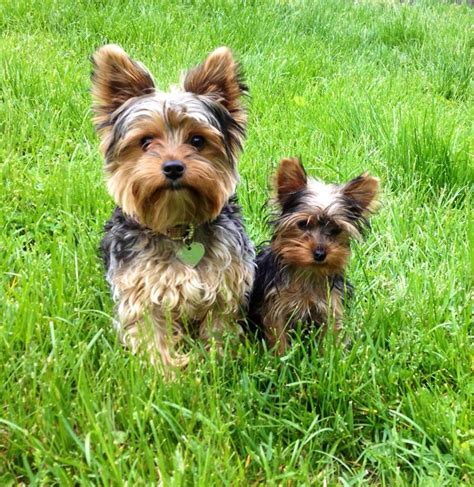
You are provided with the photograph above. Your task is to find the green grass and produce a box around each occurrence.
[1,0,473,484]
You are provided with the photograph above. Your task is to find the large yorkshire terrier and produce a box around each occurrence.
[91,45,255,368]
[249,158,379,354]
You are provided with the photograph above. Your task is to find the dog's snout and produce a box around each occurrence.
[162,160,185,180]
[313,247,327,263]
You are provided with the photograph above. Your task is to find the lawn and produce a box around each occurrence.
[1,0,472,484]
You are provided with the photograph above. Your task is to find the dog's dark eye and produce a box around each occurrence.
[327,225,342,236]
[189,135,205,150]
[140,136,154,151]
[297,219,310,230]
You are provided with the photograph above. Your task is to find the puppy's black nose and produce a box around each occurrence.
[313,248,327,262]
[162,160,185,180]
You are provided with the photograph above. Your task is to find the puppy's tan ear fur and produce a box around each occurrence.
[91,44,155,128]
[183,47,247,126]
[275,158,307,203]
[342,172,380,214]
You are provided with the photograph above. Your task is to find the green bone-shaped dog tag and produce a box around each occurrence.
[177,242,205,267]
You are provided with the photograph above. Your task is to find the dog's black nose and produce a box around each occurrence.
[162,160,185,180]
[313,248,327,262]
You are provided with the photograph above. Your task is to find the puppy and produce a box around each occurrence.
[249,157,379,354]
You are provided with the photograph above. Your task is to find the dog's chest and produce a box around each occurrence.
[109,234,250,319]
[268,280,332,326]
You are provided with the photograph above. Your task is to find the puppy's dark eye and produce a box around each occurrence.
[297,219,310,230]
[189,135,205,150]
[140,136,154,151]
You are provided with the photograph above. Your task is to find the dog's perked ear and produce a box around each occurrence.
[275,157,307,204]
[91,44,155,128]
[183,47,247,127]
[341,172,380,215]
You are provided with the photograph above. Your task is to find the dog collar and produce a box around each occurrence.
[163,223,195,241]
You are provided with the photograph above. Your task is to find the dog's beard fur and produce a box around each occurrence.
[109,166,235,232]
[91,44,246,232]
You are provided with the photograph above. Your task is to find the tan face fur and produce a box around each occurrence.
[92,45,246,232]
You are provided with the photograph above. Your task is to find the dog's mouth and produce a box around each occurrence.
[147,183,202,204]
[168,181,185,191]
[148,182,185,200]
[165,182,202,199]
[162,180,189,191]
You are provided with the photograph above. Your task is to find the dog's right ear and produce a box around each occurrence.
[275,158,307,203]
[91,44,155,129]
[342,172,380,216]
[183,47,246,124]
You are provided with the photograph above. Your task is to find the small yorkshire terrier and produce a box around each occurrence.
[249,158,379,354]
[91,45,255,368]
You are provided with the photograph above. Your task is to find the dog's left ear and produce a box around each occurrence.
[342,172,380,214]
[183,47,247,126]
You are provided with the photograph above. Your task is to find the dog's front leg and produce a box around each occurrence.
[198,310,243,356]
[116,298,189,370]
[263,315,289,355]
[319,293,344,343]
